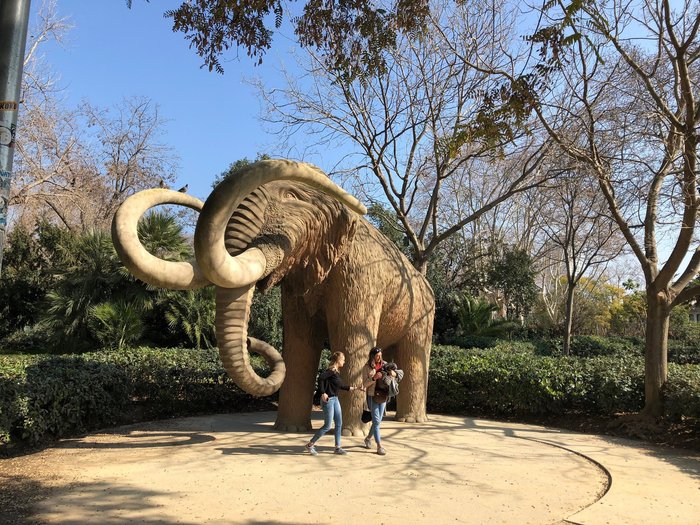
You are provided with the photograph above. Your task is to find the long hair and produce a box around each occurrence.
[329,351,344,370]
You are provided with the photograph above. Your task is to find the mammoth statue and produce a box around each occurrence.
[112,159,434,434]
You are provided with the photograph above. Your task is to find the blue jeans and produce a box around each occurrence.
[366,395,387,445]
[311,396,342,447]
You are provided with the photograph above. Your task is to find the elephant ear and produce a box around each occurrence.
[299,204,358,295]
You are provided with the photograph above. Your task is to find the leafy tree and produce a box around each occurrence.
[515,0,700,416]
[487,247,538,320]
[609,290,647,339]
[366,203,410,256]
[130,0,431,76]
[0,221,72,338]
[213,154,271,188]
[138,210,192,261]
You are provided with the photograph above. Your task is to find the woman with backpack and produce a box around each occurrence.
[362,347,403,455]
[305,351,363,456]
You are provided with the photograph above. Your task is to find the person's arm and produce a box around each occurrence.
[336,373,363,392]
[362,366,377,389]
[318,373,329,402]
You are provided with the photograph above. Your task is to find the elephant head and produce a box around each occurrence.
[112,159,366,397]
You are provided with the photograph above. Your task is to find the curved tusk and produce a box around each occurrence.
[112,188,210,290]
[195,159,367,289]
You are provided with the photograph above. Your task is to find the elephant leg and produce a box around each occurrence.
[393,322,432,423]
[274,294,324,432]
[326,304,381,437]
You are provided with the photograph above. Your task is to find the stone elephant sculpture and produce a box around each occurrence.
[112,159,435,434]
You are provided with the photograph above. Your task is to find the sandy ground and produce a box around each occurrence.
[1,411,698,525]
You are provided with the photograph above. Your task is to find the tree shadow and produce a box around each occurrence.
[0,474,204,525]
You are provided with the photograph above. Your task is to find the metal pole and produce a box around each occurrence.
[0,0,31,276]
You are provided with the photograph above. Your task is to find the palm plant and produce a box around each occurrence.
[42,229,127,350]
[89,300,146,349]
[455,294,516,337]
[163,287,216,349]
[137,210,192,261]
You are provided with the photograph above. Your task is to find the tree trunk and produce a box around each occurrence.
[563,283,575,356]
[643,291,670,417]
[413,255,428,276]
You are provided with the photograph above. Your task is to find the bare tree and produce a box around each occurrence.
[537,166,625,354]
[255,0,554,274]
[12,94,178,231]
[7,2,178,232]
[469,0,700,415]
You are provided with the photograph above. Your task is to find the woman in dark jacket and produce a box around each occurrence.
[305,351,363,455]
[362,347,402,456]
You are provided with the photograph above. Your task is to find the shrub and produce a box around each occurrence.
[0,348,269,448]
[533,336,641,358]
[667,339,700,365]
[664,364,700,421]
[428,344,646,417]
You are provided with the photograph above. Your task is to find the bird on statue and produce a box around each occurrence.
[158,179,166,188]
[177,184,188,193]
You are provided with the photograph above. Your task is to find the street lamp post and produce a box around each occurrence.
[0,0,31,276]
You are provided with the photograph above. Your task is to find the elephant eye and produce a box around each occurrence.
[284,190,299,200]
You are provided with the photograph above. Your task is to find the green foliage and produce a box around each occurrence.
[534,336,641,358]
[0,222,73,339]
[366,203,410,255]
[664,364,700,421]
[212,154,271,188]
[0,347,270,447]
[487,247,538,319]
[428,344,646,416]
[138,210,192,261]
[249,287,283,351]
[162,1,429,76]
[41,229,128,351]
[608,290,646,337]
[667,339,700,365]
[163,288,216,349]
[2,343,699,447]
[89,300,147,350]
[455,295,516,337]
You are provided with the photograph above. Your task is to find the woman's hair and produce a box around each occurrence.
[367,346,382,366]
[329,351,345,369]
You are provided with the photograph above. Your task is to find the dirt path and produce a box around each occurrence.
[1,412,698,524]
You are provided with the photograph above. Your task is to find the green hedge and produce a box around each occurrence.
[2,344,699,449]
[0,348,269,448]
[427,345,700,419]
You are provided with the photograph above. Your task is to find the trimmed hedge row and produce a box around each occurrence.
[447,334,700,364]
[0,348,269,447]
[2,344,699,449]
[427,345,700,419]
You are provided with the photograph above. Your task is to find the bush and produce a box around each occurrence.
[428,344,647,416]
[0,348,270,448]
[533,336,641,358]
[664,364,700,421]
[3,343,698,449]
[667,339,700,365]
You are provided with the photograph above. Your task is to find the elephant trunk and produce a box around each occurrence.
[216,284,285,397]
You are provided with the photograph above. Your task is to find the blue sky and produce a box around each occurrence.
[30,0,299,201]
